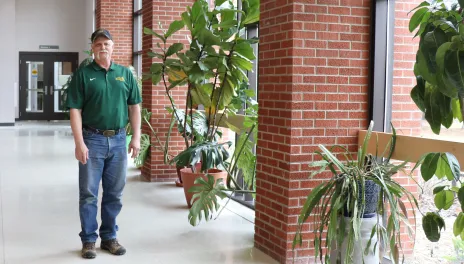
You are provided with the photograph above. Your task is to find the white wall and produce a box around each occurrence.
[13,0,94,118]
[0,0,16,124]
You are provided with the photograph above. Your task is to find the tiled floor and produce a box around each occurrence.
[0,121,277,264]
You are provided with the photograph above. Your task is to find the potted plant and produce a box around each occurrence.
[145,0,259,224]
[292,121,418,264]
[407,0,464,244]
[408,0,464,135]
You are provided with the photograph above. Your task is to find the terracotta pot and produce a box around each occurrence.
[180,167,227,208]
[175,163,201,187]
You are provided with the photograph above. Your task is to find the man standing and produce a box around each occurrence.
[66,29,142,259]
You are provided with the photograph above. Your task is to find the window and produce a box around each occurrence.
[230,0,259,209]
[133,0,142,76]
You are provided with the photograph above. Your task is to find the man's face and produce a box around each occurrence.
[91,37,114,61]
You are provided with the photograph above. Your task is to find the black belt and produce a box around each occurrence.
[83,125,125,137]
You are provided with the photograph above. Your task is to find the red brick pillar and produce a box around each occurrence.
[390,0,423,255]
[255,1,371,263]
[391,0,423,137]
[95,0,133,66]
[141,0,193,181]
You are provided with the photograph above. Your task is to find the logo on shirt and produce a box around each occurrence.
[115,77,125,82]
[90,78,96,81]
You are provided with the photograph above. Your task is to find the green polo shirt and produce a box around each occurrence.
[66,61,142,130]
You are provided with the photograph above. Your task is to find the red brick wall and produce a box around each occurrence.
[255,0,371,263]
[141,0,194,182]
[391,0,423,137]
[390,0,423,256]
[95,0,133,66]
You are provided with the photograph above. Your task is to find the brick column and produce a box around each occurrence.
[141,0,193,182]
[391,0,423,137]
[95,0,133,66]
[255,1,371,263]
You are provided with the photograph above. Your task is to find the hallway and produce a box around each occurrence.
[0,122,276,264]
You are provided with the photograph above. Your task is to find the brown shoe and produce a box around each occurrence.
[81,242,96,259]
[101,239,126,255]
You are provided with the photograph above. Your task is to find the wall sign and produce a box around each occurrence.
[39,45,59,49]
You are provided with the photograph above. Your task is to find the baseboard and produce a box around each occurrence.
[0,123,14,127]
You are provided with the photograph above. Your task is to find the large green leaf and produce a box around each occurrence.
[424,85,442,134]
[165,20,185,38]
[166,43,184,57]
[436,42,458,98]
[444,49,464,97]
[458,186,464,212]
[421,152,440,181]
[411,76,426,112]
[416,49,437,87]
[423,212,445,242]
[143,27,165,42]
[235,40,256,61]
[187,174,227,226]
[445,152,461,181]
[434,190,454,210]
[454,212,464,237]
[191,83,213,108]
[198,28,221,46]
[409,5,428,32]
[231,55,253,71]
[421,28,448,77]
[452,98,463,122]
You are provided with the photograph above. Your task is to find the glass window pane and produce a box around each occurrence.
[25,61,45,113]
[134,0,142,12]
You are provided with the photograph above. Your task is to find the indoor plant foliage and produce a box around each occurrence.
[409,0,464,244]
[412,151,464,243]
[293,121,418,264]
[409,0,464,134]
[145,0,259,226]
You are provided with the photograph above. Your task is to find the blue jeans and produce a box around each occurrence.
[79,128,127,243]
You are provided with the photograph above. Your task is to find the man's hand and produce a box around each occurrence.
[128,137,141,159]
[75,142,89,164]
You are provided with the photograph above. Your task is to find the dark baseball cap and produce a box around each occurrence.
[91,29,113,43]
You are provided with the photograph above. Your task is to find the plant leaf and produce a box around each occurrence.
[165,20,185,38]
[187,174,227,226]
[144,27,165,42]
[421,152,440,181]
[423,212,445,242]
[166,43,184,57]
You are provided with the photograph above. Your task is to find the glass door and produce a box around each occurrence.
[19,52,78,121]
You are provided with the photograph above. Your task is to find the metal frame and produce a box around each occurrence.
[368,0,395,133]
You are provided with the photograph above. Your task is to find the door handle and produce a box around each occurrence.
[44,86,48,96]
[50,85,53,95]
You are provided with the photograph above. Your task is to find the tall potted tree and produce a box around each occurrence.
[145,0,259,225]
[409,0,464,244]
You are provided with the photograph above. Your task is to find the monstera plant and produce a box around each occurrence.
[409,0,464,134]
[145,0,259,225]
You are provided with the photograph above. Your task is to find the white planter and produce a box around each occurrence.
[330,215,381,264]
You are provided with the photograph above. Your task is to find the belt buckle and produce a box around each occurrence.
[103,130,115,137]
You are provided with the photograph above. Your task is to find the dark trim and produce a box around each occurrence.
[229,194,255,210]
[368,0,394,133]
[0,123,14,127]
[133,9,142,16]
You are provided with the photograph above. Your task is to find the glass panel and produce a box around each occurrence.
[25,61,45,113]
[134,0,142,12]
[133,15,143,52]
[54,61,72,113]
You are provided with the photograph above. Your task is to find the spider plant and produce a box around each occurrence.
[292,121,419,264]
